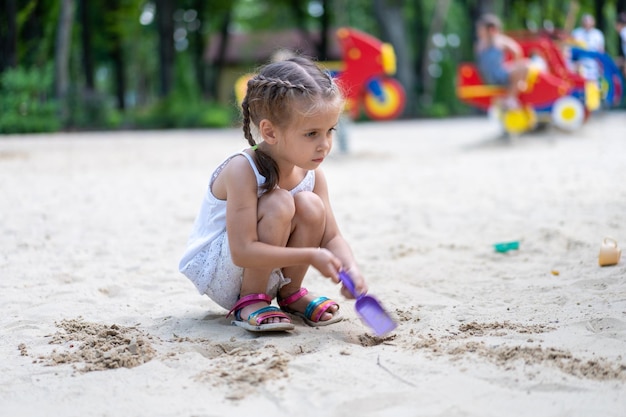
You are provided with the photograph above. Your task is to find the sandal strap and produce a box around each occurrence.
[226,293,272,317]
[278,287,309,307]
[247,306,290,326]
[305,297,338,323]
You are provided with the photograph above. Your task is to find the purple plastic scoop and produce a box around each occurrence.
[339,271,397,337]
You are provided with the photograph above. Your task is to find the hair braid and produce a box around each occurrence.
[241,97,255,147]
[251,75,309,97]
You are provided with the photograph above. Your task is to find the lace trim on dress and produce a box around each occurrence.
[289,170,315,195]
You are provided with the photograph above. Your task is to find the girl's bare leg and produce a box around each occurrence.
[238,189,294,324]
[278,191,339,321]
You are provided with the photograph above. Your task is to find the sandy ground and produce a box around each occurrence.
[1,113,625,417]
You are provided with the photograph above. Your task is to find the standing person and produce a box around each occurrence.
[571,13,605,81]
[179,55,367,332]
[475,13,530,109]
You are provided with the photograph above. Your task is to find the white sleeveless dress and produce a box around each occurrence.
[179,150,315,310]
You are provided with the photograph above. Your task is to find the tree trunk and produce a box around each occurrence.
[289,0,315,53]
[55,0,75,125]
[460,0,480,60]
[191,0,208,97]
[318,0,330,61]
[618,0,626,59]
[108,0,125,109]
[619,0,626,15]
[419,0,451,108]
[211,7,232,100]
[156,0,175,97]
[594,0,605,34]
[111,39,125,110]
[372,0,413,117]
[1,0,18,71]
[79,0,94,90]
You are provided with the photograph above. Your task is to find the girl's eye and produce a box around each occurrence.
[306,131,317,137]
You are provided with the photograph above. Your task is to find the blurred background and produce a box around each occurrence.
[1,0,624,134]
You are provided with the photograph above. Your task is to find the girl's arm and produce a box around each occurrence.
[221,155,341,278]
[314,168,368,296]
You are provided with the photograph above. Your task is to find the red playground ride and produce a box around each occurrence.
[456,31,620,135]
[334,27,406,120]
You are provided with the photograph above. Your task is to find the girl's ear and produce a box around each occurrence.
[259,119,278,144]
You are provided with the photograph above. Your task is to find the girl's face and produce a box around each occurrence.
[274,101,342,170]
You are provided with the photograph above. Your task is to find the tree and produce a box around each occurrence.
[55,0,74,124]
[79,0,94,91]
[1,0,18,71]
[373,0,413,117]
[156,0,175,97]
[318,0,331,61]
[189,0,209,96]
[208,4,233,100]
[420,0,452,107]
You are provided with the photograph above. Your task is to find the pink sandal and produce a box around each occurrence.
[227,294,295,332]
[278,288,342,327]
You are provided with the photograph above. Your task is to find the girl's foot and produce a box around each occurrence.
[240,301,291,324]
[278,288,342,326]
[227,294,294,332]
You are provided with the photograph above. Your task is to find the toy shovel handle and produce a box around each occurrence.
[338,271,359,298]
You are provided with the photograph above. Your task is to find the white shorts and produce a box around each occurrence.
[181,232,289,310]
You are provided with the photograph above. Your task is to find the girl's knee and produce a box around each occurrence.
[294,191,325,223]
[259,188,296,221]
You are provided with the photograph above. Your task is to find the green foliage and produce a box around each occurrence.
[17,0,59,67]
[131,94,234,129]
[233,0,315,32]
[421,102,449,118]
[0,64,61,134]
[130,53,235,129]
[334,0,379,36]
[3,0,623,131]
[66,87,122,130]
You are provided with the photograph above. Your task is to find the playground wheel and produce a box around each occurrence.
[362,77,406,120]
[502,106,536,135]
[551,96,585,131]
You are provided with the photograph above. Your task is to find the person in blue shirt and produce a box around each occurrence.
[475,14,531,109]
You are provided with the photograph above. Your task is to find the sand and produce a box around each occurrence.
[1,113,625,417]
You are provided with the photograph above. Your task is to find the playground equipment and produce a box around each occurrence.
[569,46,624,108]
[334,27,406,120]
[234,27,406,121]
[456,31,624,135]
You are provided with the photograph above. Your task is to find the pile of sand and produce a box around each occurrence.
[38,319,156,372]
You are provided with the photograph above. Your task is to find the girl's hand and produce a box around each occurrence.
[311,248,342,281]
[339,267,368,300]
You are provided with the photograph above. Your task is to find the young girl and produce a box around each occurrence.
[179,55,367,332]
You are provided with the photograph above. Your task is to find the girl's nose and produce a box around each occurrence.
[319,133,332,150]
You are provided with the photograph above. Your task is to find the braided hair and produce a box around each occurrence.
[241,55,343,191]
